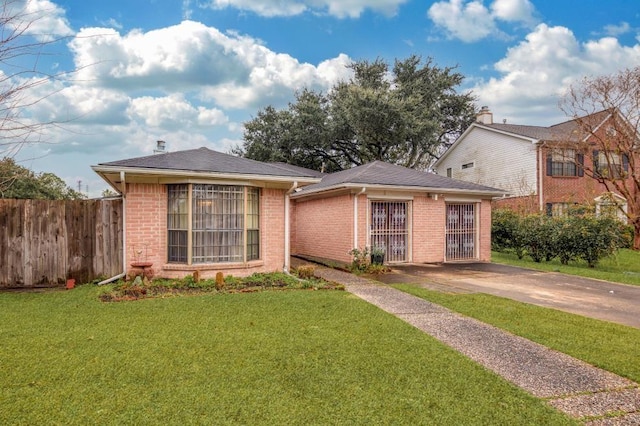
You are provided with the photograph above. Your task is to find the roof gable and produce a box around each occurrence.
[435,110,612,167]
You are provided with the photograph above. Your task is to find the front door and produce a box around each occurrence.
[445,203,477,261]
[370,201,408,263]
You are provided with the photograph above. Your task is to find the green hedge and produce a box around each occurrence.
[492,209,631,267]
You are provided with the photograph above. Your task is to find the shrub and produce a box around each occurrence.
[521,215,555,263]
[573,216,627,268]
[491,209,521,252]
[295,265,316,279]
[492,208,631,267]
[555,217,580,265]
[349,247,370,272]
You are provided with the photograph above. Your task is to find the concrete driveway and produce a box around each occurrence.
[371,263,640,329]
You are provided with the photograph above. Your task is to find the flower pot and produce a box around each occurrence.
[66,278,75,290]
[370,253,385,265]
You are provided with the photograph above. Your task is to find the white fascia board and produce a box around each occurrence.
[91,165,322,185]
[472,124,540,144]
[584,112,613,143]
[291,182,507,200]
[434,123,478,167]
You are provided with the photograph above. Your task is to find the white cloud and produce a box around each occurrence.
[36,85,131,125]
[472,24,640,124]
[428,0,496,43]
[69,21,353,109]
[202,0,408,18]
[428,0,537,42]
[182,0,193,19]
[128,94,229,129]
[603,22,631,37]
[490,0,536,24]
[7,0,74,41]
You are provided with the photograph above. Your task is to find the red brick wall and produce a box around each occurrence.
[125,183,167,269]
[541,145,601,205]
[494,195,539,214]
[261,188,286,272]
[479,199,492,262]
[294,193,494,265]
[412,195,446,263]
[356,195,367,250]
[497,146,632,213]
[125,183,286,279]
[293,194,354,263]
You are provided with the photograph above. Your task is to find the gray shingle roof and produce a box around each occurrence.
[483,110,611,142]
[97,147,321,179]
[269,162,326,178]
[293,161,505,196]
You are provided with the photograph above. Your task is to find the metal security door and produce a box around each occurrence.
[445,203,477,261]
[370,201,408,263]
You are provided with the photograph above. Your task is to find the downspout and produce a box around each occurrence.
[354,188,366,249]
[283,181,298,273]
[97,171,127,285]
[537,142,544,212]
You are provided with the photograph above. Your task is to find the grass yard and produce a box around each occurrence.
[492,248,640,286]
[0,285,576,425]
[393,284,640,384]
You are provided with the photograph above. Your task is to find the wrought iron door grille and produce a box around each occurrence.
[370,201,408,263]
[445,203,477,261]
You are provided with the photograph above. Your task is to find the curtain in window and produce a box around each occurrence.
[167,184,260,264]
[168,185,188,262]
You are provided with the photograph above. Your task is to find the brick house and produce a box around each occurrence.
[434,107,631,218]
[93,148,504,279]
[291,161,503,264]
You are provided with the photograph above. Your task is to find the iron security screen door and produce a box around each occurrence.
[370,201,408,263]
[445,203,477,261]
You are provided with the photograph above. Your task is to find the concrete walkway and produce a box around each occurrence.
[306,263,640,425]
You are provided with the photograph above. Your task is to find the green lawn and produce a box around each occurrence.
[393,284,640,384]
[0,285,575,425]
[492,248,640,286]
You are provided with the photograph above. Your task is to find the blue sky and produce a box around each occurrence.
[3,0,640,196]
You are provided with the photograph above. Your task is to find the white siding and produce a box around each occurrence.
[436,127,538,196]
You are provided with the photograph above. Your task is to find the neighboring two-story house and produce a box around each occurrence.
[434,107,631,218]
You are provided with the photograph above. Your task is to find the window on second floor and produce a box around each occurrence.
[546,149,583,177]
[593,150,629,179]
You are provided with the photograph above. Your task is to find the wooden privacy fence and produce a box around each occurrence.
[0,199,123,288]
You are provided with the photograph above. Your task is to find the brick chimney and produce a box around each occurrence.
[476,106,493,125]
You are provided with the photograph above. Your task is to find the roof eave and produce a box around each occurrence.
[291,182,507,199]
[474,123,540,143]
[434,122,479,166]
[91,165,322,185]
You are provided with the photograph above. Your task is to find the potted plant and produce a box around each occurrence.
[370,246,385,265]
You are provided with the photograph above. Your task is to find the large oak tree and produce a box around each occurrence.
[235,55,476,172]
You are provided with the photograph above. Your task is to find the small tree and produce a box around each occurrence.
[560,66,640,249]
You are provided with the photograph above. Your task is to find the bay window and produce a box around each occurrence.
[168,184,260,264]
